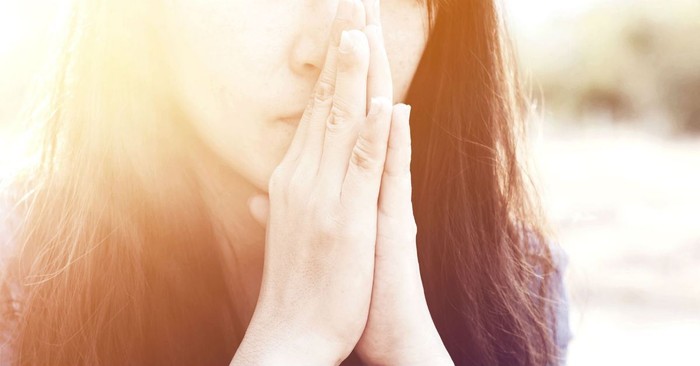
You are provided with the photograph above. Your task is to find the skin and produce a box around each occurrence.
[167,0,430,191]
[166,0,450,364]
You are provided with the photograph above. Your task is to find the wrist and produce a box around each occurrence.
[362,319,453,366]
[231,314,348,366]
[386,335,453,366]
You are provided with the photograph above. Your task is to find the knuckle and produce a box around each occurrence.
[350,136,382,173]
[313,81,334,105]
[327,115,353,135]
[325,114,346,135]
[330,104,349,121]
[330,98,359,123]
[268,166,288,194]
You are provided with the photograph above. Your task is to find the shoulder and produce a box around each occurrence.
[548,240,573,364]
[524,231,573,365]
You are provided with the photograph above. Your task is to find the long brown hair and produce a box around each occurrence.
[1,0,560,365]
[408,1,559,364]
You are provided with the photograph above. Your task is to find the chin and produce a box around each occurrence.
[240,161,276,195]
[253,172,273,194]
[223,139,289,195]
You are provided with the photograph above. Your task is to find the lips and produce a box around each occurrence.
[278,114,304,125]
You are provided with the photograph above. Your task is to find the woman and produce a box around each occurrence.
[0,0,571,365]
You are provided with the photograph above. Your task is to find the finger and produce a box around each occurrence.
[281,0,362,166]
[324,0,366,83]
[362,0,380,26]
[363,0,393,110]
[279,81,317,167]
[339,97,393,208]
[247,194,270,227]
[318,29,371,191]
[290,0,366,171]
[378,104,414,219]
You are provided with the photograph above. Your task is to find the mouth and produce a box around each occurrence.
[278,114,303,126]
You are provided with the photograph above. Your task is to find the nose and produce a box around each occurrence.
[288,2,339,78]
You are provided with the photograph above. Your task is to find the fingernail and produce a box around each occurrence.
[368,97,384,116]
[370,0,381,21]
[339,30,355,54]
[337,0,353,20]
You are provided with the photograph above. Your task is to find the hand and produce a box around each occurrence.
[352,3,451,363]
[232,0,395,364]
[245,0,452,364]
[354,92,453,366]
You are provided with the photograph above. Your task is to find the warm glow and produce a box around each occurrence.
[1,1,698,365]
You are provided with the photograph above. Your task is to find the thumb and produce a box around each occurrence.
[247,194,270,227]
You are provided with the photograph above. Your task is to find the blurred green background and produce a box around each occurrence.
[508,0,700,135]
[1,0,699,364]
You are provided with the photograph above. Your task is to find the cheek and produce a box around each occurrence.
[167,2,290,190]
[382,1,430,102]
[385,37,426,103]
[166,0,429,192]
[168,2,267,122]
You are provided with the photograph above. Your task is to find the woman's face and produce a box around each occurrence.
[167,0,431,191]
